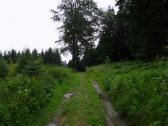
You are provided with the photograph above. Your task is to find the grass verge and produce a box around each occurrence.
[52,73,106,126]
[87,60,168,126]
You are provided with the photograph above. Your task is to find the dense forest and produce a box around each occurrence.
[51,0,168,70]
[1,0,168,70]
[0,0,168,126]
[0,48,62,65]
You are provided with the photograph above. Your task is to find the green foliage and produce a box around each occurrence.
[0,64,72,126]
[116,0,168,59]
[87,60,168,126]
[43,48,62,65]
[84,0,168,65]
[51,73,106,126]
[104,77,111,93]
[8,64,17,77]
[51,0,99,70]
[104,56,111,64]
[44,66,72,83]
[0,59,9,78]
[82,47,98,67]
[0,74,55,125]
[16,54,43,77]
[1,48,62,66]
[32,49,38,59]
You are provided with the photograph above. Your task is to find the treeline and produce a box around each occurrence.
[95,0,168,63]
[0,48,62,65]
[52,0,168,70]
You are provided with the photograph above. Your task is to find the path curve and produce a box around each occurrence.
[93,81,127,126]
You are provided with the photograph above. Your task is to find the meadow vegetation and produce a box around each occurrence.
[0,55,106,126]
[1,0,168,125]
[87,59,168,126]
[0,57,73,126]
[57,73,106,126]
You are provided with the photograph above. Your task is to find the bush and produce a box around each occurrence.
[16,55,43,76]
[44,66,71,83]
[0,74,56,126]
[0,65,72,126]
[8,64,17,77]
[0,59,9,78]
[87,60,168,126]
[110,70,168,126]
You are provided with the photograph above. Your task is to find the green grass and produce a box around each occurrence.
[26,77,76,126]
[1,63,106,126]
[0,65,73,126]
[49,73,106,126]
[3,59,167,126]
[87,59,168,126]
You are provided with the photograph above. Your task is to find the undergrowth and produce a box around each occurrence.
[0,59,73,126]
[87,59,168,126]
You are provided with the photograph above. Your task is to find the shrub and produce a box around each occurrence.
[0,74,56,126]
[8,64,17,77]
[87,60,168,126]
[104,77,111,92]
[0,60,72,126]
[16,55,43,76]
[0,59,9,78]
[45,66,71,83]
[24,58,43,76]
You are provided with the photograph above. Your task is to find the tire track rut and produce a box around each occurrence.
[93,81,127,126]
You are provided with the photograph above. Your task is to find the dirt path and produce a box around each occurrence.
[93,81,127,126]
[46,123,57,126]
[46,75,127,126]
[46,118,58,126]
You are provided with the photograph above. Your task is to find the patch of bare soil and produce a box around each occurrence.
[93,81,127,126]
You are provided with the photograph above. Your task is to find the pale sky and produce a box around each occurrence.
[0,0,117,61]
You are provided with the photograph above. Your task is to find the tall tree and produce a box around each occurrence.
[8,49,17,63]
[51,0,99,70]
[96,7,132,63]
[42,48,62,65]
[116,0,168,60]
[53,49,62,65]
[3,51,10,64]
[0,51,2,59]
[97,8,116,63]
[32,49,38,59]
[44,48,54,64]
[82,46,97,66]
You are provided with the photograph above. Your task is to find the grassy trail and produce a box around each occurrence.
[46,73,106,126]
[87,61,168,126]
[93,81,127,126]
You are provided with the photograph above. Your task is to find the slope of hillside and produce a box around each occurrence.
[87,60,168,126]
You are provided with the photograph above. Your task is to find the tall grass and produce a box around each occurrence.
[87,60,168,126]
[0,64,72,126]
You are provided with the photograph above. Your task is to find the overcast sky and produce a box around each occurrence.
[0,0,117,61]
